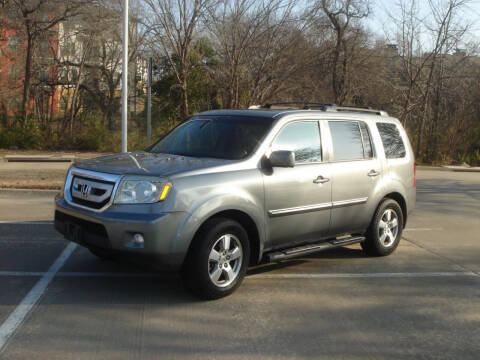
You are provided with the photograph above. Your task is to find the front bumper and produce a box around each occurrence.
[54,198,188,270]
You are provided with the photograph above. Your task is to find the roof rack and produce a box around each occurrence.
[261,102,335,110]
[249,102,388,116]
[325,106,389,116]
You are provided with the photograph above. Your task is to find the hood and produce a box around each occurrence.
[75,151,234,177]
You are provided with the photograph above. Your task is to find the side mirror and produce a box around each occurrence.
[269,150,295,168]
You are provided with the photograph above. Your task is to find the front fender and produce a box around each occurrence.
[170,192,266,265]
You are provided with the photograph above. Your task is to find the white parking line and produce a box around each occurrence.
[404,228,443,231]
[0,270,477,279]
[248,272,479,279]
[56,272,173,278]
[0,271,172,278]
[0,271,44,277]
[0,242,77,353]
[0,221,53,225]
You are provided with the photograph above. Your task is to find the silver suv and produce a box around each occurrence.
[55,104,416,299]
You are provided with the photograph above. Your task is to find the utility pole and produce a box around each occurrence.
[147,57,152,147]
[121,0,129,153]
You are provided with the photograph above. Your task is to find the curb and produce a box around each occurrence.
[416,166,448,171]
[442,166,480,173]
[416,166,480,172]
[0,188,60,193]
[4,155,75,163]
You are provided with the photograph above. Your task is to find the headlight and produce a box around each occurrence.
[114,179,171,204]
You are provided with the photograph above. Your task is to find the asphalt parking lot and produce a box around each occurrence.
[0,169,479,359]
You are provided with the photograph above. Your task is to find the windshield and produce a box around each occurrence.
[148,116,274,160]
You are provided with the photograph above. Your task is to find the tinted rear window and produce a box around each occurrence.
[149,116,273,160]
[376,123,406,159]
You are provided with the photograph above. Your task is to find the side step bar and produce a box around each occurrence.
[266,236,365,262]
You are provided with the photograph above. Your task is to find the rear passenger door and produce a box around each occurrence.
[326,120,383,236]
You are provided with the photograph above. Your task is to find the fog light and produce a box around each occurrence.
[125,233,144,249]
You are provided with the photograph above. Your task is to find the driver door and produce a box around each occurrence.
[263,120,332,250]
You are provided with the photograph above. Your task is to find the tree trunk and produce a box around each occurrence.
[21,33,34,123]
[181,76,189,120]
[331,35,342,103]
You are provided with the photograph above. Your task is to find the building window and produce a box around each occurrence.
[8,65,20,81]
[7,7,17,20]
[8,36,20,51]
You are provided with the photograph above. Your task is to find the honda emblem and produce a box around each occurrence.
[80,184,90,198]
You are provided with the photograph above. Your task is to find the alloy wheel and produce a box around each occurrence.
[378,209,399,248]
[208,234,243,287]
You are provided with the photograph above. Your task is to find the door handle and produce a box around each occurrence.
[368,170,381,177]
[313,175,330,184]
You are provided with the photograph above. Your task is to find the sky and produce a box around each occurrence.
[366,0,480,49]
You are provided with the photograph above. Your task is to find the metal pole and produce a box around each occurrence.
[147,57,152,147]
[121,0,129,153]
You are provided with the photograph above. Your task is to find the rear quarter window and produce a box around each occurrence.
[376,123,406,159]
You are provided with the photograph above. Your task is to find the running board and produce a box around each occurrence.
[266,236,365,262]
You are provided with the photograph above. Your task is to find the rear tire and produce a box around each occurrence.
[182,218,250,300]
[362,198,404,256]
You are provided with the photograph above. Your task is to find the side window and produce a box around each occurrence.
[359,122,373,158]
[376,123,406,159]
[271,121,321,163]
[329,121,364,161]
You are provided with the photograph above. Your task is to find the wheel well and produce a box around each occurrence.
[195,210,261,266]
[384,192,407,227]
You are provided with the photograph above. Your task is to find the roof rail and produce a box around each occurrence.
[248,102,388,116]
[262,102,335,110]
[325,105,389,116]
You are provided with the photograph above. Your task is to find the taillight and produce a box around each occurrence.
[413,163,417,187]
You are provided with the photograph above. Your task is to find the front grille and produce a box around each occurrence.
[70,175,115,210]
[70,196,110,209]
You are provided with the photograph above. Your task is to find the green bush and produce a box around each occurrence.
[0,116,42,149]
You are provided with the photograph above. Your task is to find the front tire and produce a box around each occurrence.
[362,198,404,256]
[182,218,250,300]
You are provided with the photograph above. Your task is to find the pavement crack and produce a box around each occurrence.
[402,236,480,276]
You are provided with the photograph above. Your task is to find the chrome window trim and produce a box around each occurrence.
[268,197,368,217]
[64,167,123,213]
[327,158,378,164]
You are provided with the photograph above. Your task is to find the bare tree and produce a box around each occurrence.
[388,0,470,158]
[57,0,146,130]
[388,0,424,127]
[143,0,217,119]
[8,0,81,121]
[414,0,469,158]
[207,0,298,108]
[316,0,371,104]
